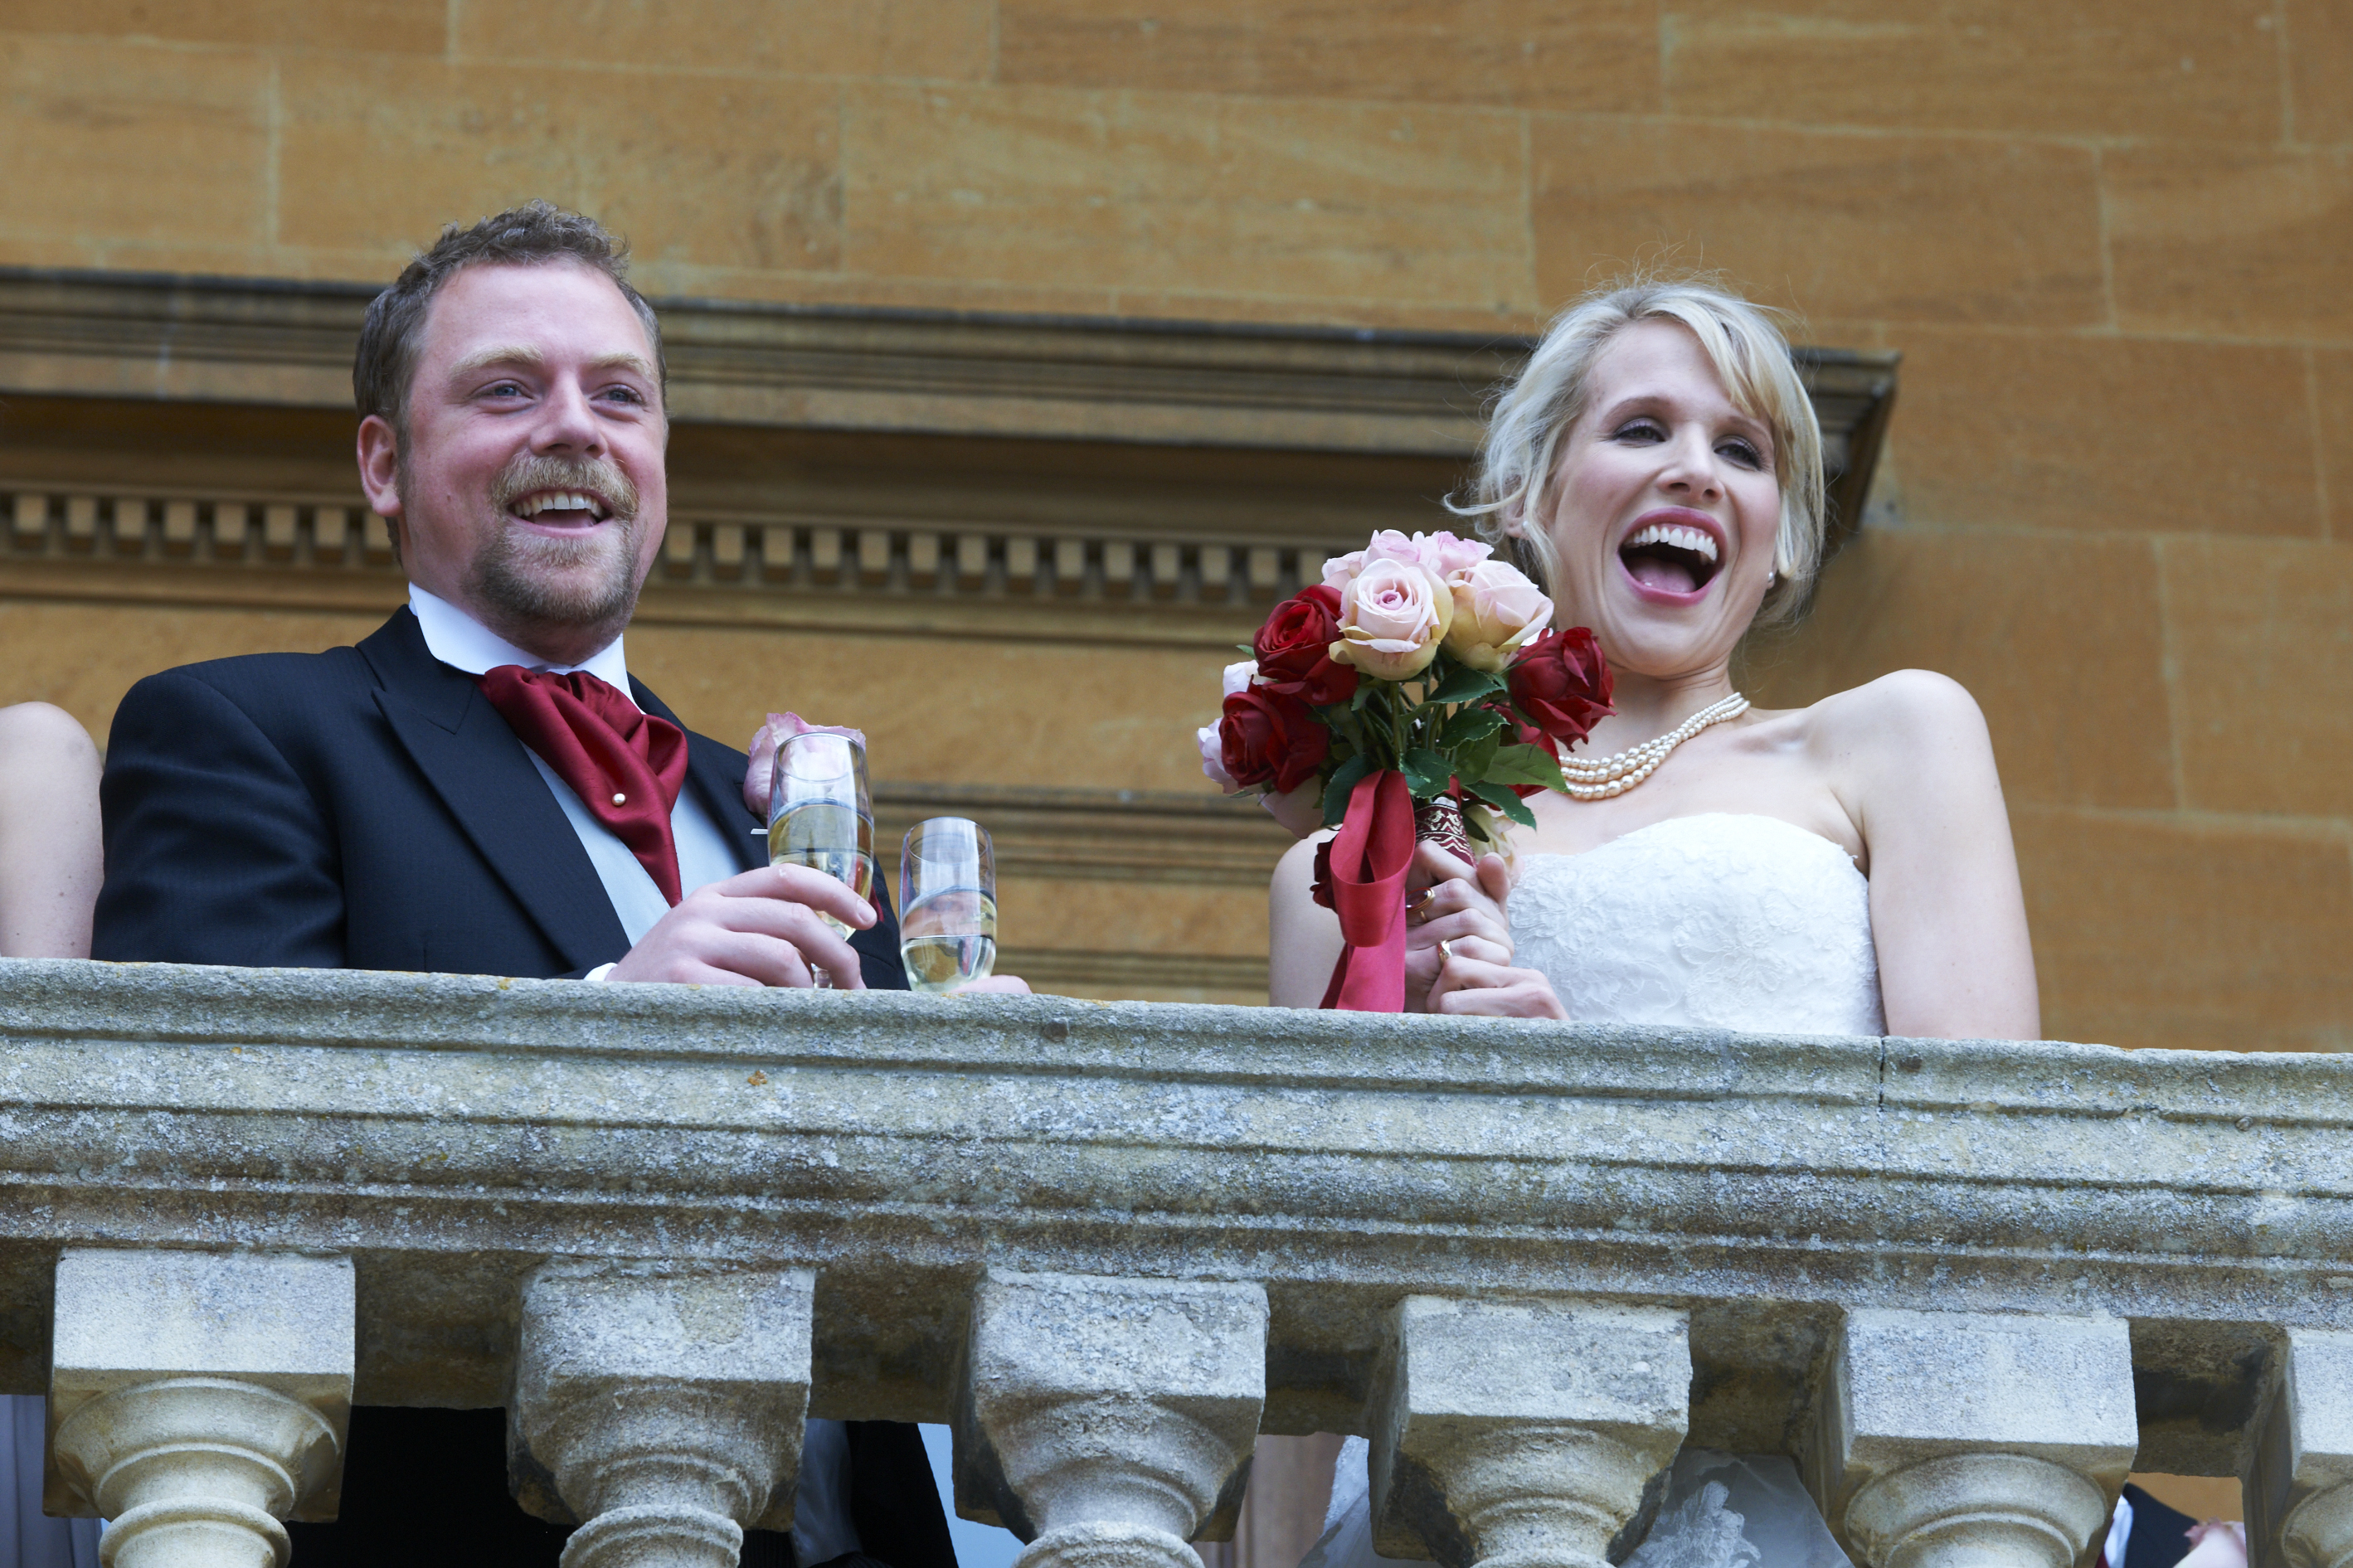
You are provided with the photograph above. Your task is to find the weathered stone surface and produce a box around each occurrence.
[44,1247,354,1567]
[512,1261,815,1568]
[1370,1296,1689,1568]
[1809,1310,2137,1568]
[2246,1329,2353,1568]
[0,958,2349,1469]
[955,1269,1266,1568]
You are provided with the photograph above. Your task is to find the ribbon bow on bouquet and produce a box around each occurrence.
[1195,530,1614,1012]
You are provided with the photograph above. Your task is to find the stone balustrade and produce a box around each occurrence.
[0,959,2346,1568]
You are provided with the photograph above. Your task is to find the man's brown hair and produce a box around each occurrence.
[352,200,668,439]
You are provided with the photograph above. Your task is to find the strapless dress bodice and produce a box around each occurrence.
[1509,813,1884,1036]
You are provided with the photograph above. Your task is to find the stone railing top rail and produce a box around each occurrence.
[0,957,2343,1473]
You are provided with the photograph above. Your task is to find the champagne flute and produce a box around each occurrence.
[767,730,875,989]
[898,817,997,996]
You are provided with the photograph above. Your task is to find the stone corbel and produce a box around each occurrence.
[510,1261,815,1568]
[2244,1328,2353,1568]
[954,1269,1269,1568]
[1807,1308,2139,1568]
[44,1247,355,1568]
[1367,1294,1691,1568]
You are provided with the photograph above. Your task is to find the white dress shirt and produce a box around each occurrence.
[407,587,744,944]
[406,587,862,1563]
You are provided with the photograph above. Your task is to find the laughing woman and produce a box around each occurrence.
[1268,279,2041,1568]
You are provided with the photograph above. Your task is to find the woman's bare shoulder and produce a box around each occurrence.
[1791,669,1993,763]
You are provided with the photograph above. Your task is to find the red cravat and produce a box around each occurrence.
[475,665,692,904]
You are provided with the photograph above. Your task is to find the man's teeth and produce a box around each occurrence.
[512,492,608,519]
[1625,522,1719,561]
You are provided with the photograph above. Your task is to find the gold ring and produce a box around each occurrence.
[1405,890,1434,924]
[1437,938,1456,965]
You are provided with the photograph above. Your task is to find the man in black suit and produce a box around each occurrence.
[94,201,968,1568]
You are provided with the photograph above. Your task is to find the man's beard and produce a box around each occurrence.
[468,453,646,637]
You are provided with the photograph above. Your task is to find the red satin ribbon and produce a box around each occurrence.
[1315,769,1416,1012]
[475,665,692,904]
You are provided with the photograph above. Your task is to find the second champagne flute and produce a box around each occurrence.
[766,729,874,988]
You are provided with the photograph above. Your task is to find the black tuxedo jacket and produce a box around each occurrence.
[95,604,906,986]
[93,606,947,1568]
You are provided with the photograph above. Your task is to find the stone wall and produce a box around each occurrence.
[0,2,2346,1047]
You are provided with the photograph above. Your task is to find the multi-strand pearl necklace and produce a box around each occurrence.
[1560,692,1750,800]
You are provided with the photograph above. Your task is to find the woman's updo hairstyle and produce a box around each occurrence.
[1452,274,1827,629]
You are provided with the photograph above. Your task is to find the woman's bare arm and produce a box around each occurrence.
[0,702,104,959]
[1268,833,1345,1007]
[1823,671,2041,1040]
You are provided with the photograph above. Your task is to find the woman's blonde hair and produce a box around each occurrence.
[1451,275,1826,629]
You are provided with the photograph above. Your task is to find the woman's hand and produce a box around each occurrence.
[1428,952,1570,1018]
[1403,843,1514,1012]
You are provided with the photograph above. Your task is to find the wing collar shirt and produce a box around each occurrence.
[406,586,743,945]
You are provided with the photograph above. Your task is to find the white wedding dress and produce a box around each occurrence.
[1303,813,1882,1568]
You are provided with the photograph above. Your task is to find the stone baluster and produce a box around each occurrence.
[1808,1308,2138,1568]
[1364,1294,1690,1568]
[953,1269,1268,1568]
[44,1248,354,1568]
[509,1262,815,1568]
[2245,1328,2353,1568]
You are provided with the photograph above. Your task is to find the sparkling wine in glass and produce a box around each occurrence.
[898,817,997,996]
[767,730,875,988]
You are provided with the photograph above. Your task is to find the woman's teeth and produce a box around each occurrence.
[1623,522,1718,561]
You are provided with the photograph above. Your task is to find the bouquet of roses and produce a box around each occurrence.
[1198,529,1613,1012]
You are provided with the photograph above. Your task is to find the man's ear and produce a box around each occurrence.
[356,414,404,518]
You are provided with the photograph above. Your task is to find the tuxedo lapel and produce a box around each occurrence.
[360,610,630,972]
[634,682,767,876]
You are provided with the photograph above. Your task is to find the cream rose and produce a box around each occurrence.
[1442,559,1555,672]
[1331,558,1451,681]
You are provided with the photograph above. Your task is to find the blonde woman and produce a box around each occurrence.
[1271,278,2037,1037]
[0,701,103,1568]
[1274,279,2039,1568]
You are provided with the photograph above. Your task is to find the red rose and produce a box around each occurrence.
[1252,585,1359,706]
[1218,687,1330,795]
[1508,627,1614,746]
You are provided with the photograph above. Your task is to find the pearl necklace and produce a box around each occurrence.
[1560,692,1750,800]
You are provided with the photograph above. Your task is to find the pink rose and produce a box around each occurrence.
[1442,559,1555,672]
[1346,529,1492,578]
[1222,659,1258,697]
[743,711,868,817]
[1331,557,1452,681]
[1320,548,1368,590]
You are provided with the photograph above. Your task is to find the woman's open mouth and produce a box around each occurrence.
[1617,514,1723,600]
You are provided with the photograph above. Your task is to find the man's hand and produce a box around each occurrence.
[607,865,876,988]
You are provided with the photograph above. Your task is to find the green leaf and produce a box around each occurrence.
[1400,746,1452,799]
[1457,726,1502,782]
[1482,742,1569,791]
[1441,705,1507,749]
[1422,663,1506,707]
[1320,751,1374,827]
[1349,682,1374,713]
[1464,779,1539,829]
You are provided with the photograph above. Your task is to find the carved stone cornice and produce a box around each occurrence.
[0,266,1898,544]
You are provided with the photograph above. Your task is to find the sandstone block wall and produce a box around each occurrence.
[0,2,2346,1048]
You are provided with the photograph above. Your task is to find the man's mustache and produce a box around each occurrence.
[489,454,640,523]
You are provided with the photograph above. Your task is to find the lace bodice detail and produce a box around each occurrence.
[1510,813,1884,1036]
